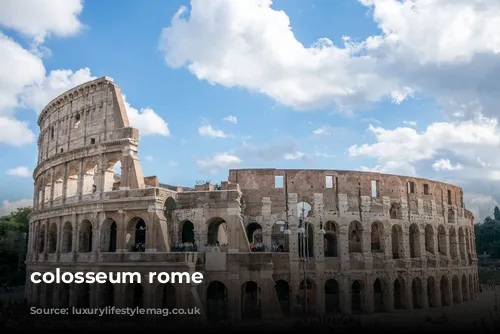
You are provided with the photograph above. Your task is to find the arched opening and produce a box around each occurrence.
[206,217,228,247]
[61,221,72,253]
[101,218,117,252]
[461,275,468,301]
[275,280,290,315]
[391,224,403,259]
[206,281,228,320]
[48,223,57,253]
[271,221,289,252]
[181,220,195,243]
[389,202,402,219]
[427,276,436,307]
[78,220,93,253]
[53,171,63,199]
[38,224,46,253]
[298,222,314,257]
[424,224,434,254]
[65,165,78,198]
[348,221,362,253]
[412,278,423,309]
[448,208,454,223]
[371,221,383,252]
[59,283,70,308]
[103,158,121,192]
[449,227,458,259]
[373,279,384,312]
[440,276,450,306]
[458,227,466,259]
[351,280,363,314]
[164,197,176,218]
[241,281,261,319]
[298,278,316,314]
[77,283,90,308]
[394,278,405,310]
[125,283,143,308]
[297,201,312,217]
[43,175,51,203]
[126,218,147,252]
[246,222,263,251]
[438,225,446,255]
[82,162,97,195]
[409,224,420,258]
[452,275,460,304]
[324,221,338,257]
[159,283,176,309]
[324,279,340,313]
[99,282,114,307]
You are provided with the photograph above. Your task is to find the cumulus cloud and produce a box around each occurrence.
[0,0,84,44]
[403,121,416,126]
[122,96,170,136]
[0,199,33,216]
[0,117,36,146]
[198,124,226,138]
[196,152,242,174]
[284,151,305,160]
[223,115,237,124]
[6,166,31,177]
[432,159,463,171]
[234,138,302,162]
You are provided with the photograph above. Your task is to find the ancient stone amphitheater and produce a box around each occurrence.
[26,76,479,321]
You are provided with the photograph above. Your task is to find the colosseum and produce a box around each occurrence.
[25,76,479,322]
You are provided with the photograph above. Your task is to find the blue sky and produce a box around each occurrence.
[0,0,499,221]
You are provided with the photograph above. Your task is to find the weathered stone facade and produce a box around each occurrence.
[25,76,479,321]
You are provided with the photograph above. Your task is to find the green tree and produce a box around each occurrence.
[475,209,500,258]
[494,206,500,221]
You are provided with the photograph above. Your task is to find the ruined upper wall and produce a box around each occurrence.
[36,76,133,165]
[228,169,467,218]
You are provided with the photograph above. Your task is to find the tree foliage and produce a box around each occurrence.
[475,206,500,258]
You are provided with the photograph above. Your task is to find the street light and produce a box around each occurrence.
[318,221,326,235]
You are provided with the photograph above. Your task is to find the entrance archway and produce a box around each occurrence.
[206,281,228,320]
[241,281,261,319]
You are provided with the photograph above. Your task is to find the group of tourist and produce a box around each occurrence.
[131,243,145,252]
[171,242,197,252]
[249,243,285,252]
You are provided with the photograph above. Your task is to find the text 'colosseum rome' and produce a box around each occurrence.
[26,76,479,321]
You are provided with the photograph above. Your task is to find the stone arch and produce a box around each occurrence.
[103,158,121,192]
[53,171,63,199]
[164,197,176,218]
[427,276,437,307]
[412,277,424,309]
[324,221,338,257]
[44,174,51,203]
[246,222,262,244]
[298,278,317,314]
[126,217,146,252]
[76,283,90,308]
[325,279,340,313]
[351,280,364,314]
[206,217,228,247]
[78,220,93,253]
[206,281,228,320]
[373,278,384,313]
[241,281,261,319]
[125,282,144,308]
[438,225,446,255]
[179,220,195,243]
[98,281,114,307]
[101,218,117,252]
[38,224,46,253]
[449,227,458,259]
[65,165,78,198]
[448,208,454,223]
[348,221,362,253]
[82,161,97,195]
[390,202,402,219]
[391,224,403,259]
[461,274,468,301]
[298,221,314,257]
[47,223,57,253]
[393,277,405,310]
[424,224,435,254]
[452,275,461,304]
[371,221,384,252]
[409,223,420,258]
[458,227,466,259]
[61,221,72,253]
[271,221,289,252]
[440,276,450,306]
[297,201,312,217]
[275,280,290,315]
[156,283,176,309]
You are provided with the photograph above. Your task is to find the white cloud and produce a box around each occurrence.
[284,151,305,160]
[0,199,33,216]
[198,124,226,138]
[0,117,36,146]
[360,161,417,176]
[197,153,241,173]
[122,96,170,136]
[312,126,331,136]
[6,166,31,177]
[223,115,237,124]
[0,0,84,44]
[432,159,463,171]
[403,121,416,126]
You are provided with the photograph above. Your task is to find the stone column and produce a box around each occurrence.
[339,225,349,271]
[116,211,126,252]
[364,284,374,314]
[340,277,351,314]
[384,281,394,312]
[76,159,84,200]
[421,279,429,309]
[317,286,325,315]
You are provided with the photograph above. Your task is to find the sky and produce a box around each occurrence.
[0,0,500,221]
